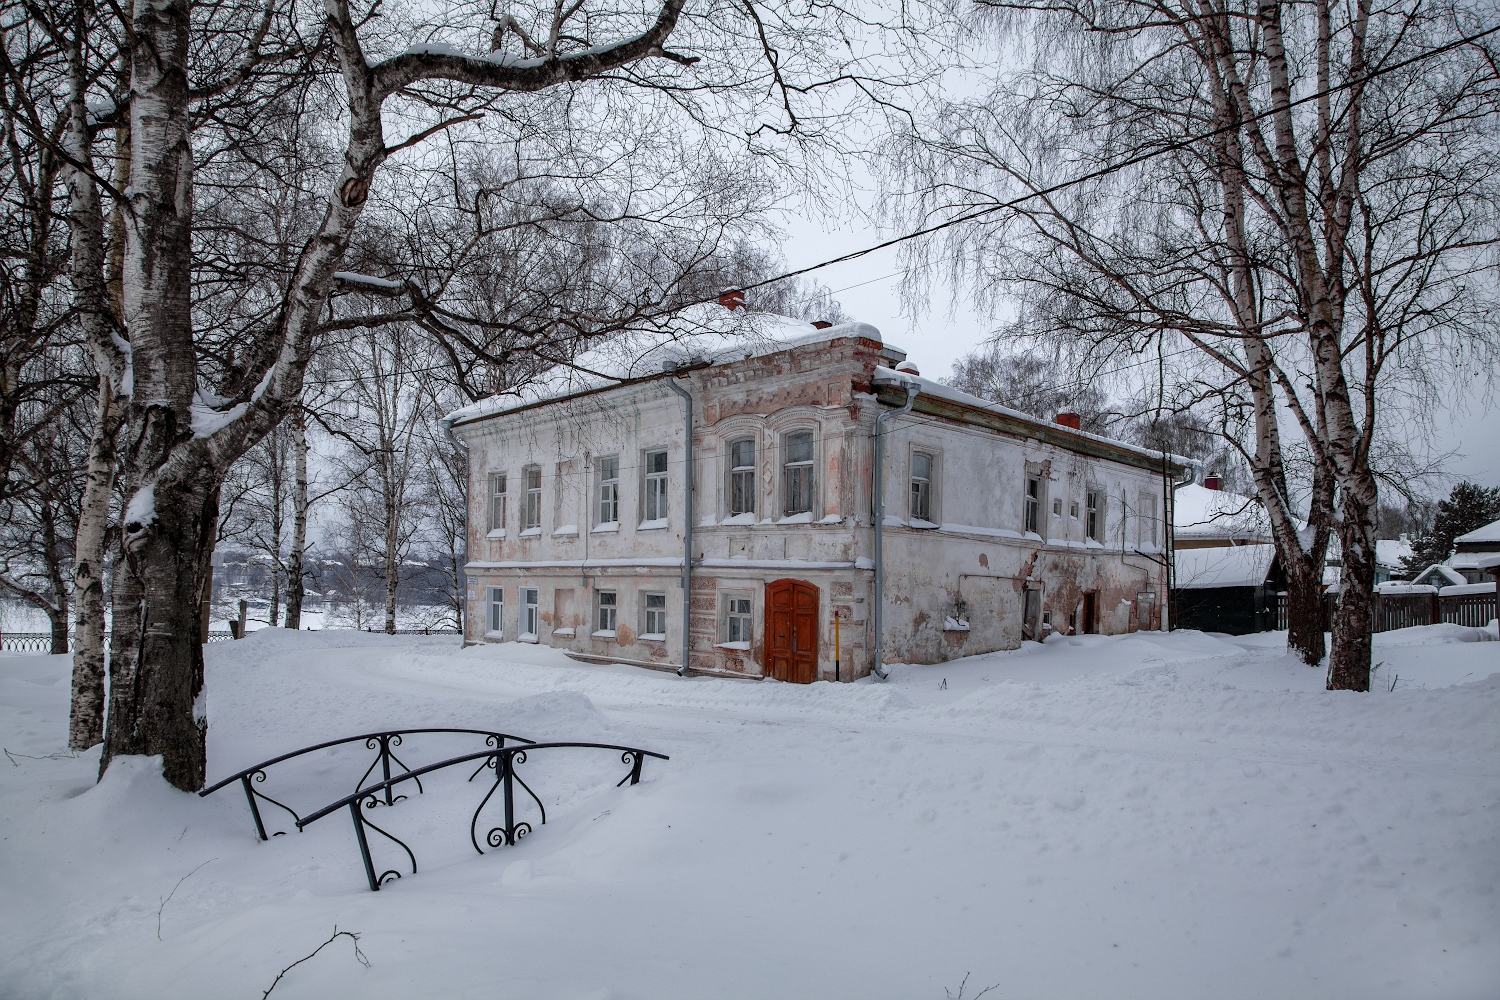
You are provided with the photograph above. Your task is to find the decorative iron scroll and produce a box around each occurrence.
[295,743,669,892]
[200,728,533,840]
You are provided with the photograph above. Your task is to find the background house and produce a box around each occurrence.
[1172,543,1282,634]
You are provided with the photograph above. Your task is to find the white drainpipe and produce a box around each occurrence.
[871,376,918,680]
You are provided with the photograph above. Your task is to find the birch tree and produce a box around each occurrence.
[887,0,1500,685]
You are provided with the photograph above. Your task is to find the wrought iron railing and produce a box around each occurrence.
[0,633,57,653]
[200,728,533,841]
[294,742,668,891]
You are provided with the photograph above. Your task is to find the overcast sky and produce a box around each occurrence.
[781,213,1500,494]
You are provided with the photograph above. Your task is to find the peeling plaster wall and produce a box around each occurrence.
[452,333,1173,679]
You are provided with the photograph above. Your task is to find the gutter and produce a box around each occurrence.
[665,375,695,676]
[870,374,918,680]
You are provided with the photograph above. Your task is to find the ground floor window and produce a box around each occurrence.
[724,595,753,644]
[596,591,617,636]
[487,586,504,637]
[643,593,667,639]
[521,587,539,640]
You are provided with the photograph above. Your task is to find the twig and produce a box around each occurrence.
[157,858,217,941]
[3,747,80,764]
[946,972,1001,999]
[262,926,370,998]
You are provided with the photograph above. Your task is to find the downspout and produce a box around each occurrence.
[666,377,694,676]
[871,377,918,680]
[443,417,471,648]
[1166,461,1197,631]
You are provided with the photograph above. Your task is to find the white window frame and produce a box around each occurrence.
[643,449,669,522]
[522,466,542,531]
[910,451,934,522]
[722,593,753,646]
[595,590,617,637]
[520,587,539,641]
[1024,476,1042,534]
[783,430,815,516]
[1085,488,1103,542]
[597,456,620,526]
[642,592,667,640]
[486,586,504,637]
[488,473,507,533]
[729,438,756,516]
[1140,492,1159,546]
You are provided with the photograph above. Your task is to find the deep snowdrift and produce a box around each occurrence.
[2,626,1496,999]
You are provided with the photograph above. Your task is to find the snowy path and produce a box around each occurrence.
[2,626,1497,998]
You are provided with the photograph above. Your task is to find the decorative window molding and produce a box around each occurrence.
[596,591,617,635]
[488,473,507,532]
[910,450,934,523]
[643,449,669,521]
[723,593,753,645]
[522,466,542,530]
[729,438,756,516]
[783,430,815,516]
[642,592,667,639]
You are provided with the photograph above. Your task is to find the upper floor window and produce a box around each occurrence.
[1086,489,1102,541]
[910,452,933,521]
[488,473,507,531]
[644,450,669,521]
[523,466,542,530]
[1024,476,1041,534]
[784,431,815,515]
[730,439,755,515]
[597,456,619,525]
[1141,492,1159,545]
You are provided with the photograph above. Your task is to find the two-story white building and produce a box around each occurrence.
[442,308,1185,681]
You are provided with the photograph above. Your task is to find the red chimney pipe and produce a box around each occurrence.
[1203,474,1221,490]
[896,364,921,376]
[1055,412,1081,429]
[812,320,832,330]
[718,290,745,311]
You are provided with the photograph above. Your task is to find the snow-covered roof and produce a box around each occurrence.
[1375,581,1437,595]
[1413,564,1468,587]
[869,366,1181,467]
[1174,543,1276,589]
[1376,537,1413,569]
[1454,517,1500,546]
[442,306,897,430]
[1173,484,1274,541]
[1477,552,1500,571]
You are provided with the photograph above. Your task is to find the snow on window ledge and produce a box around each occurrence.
[592,629,616,639]
[519,633,539,643]
[882,514,906,527]
[1084,538,1103,548]
[551,525,579,537]
[817,514,845,525]
[638,518,669,530]
[714,640,751,651]
[778,512,814,524]
[519,527,542,537]
[720,512,757,526]
[591,522,619,533]
[486,528,506,539]
[484,631,504,640]
[855,556,875,570]
[1023,531,1043,541]
[639,633,666,642]
[909,518,938,530]
[551,627,576,637]
[943,617,970,631]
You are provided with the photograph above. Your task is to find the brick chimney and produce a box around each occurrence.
[812,320,833,330]
[718,290,745,311]
[1203,473,1221,490]
[1054,412,1081,430]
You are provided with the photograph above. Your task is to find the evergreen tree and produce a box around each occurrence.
[1399,482,1500,577]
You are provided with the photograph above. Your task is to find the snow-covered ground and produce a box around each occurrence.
[2,625,1497,998]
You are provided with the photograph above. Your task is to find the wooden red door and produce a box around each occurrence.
[766,579,819,683]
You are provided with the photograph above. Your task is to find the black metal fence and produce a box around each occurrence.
[1274,590,1497,633]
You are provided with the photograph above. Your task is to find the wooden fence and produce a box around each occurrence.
[1275,590,1496,633]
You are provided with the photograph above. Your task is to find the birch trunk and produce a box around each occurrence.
[64,7,128,751]
[283,407,308,630]
[384,460,399,633]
